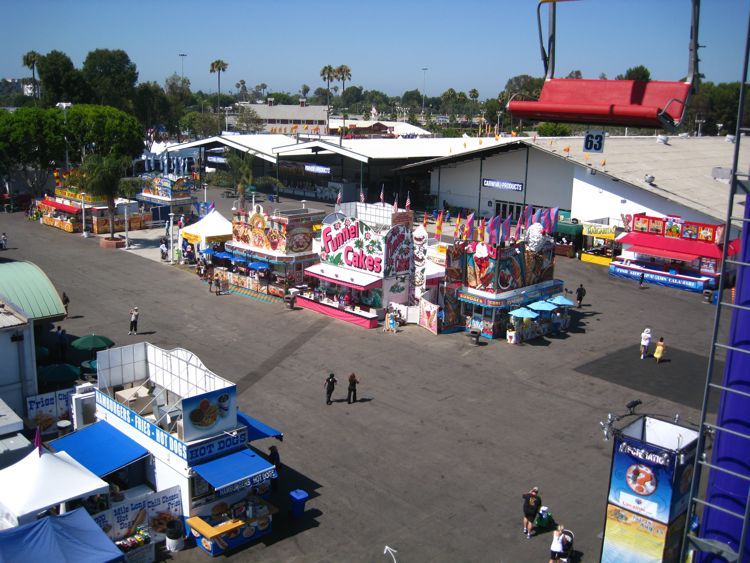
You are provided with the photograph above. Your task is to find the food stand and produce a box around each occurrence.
[136,175,195,222]
[580,222,621,266]
[610,213,740,292]
[86,343,283,557]
[224,204,326,299]
[296,203,415,329]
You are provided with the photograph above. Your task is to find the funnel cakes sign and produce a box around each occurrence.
[320,217,384,274]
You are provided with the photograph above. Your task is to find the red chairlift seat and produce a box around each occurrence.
[508,78,692,129]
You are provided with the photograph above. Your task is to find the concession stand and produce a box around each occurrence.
[297,202,414,329]
[224,204,326,299]
[136,175,195,222]
[68,343,282,557]
[609,213,740,292]
[580,222,622,266]
[452,223,564,340]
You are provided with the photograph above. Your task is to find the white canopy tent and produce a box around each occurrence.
[179,208,233,249]
[0,449,109,529]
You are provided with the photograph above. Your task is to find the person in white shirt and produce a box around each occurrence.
[640,327,652,359]
[129,307,139,335]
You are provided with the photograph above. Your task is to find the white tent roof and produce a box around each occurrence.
[180,209,233,244]
[0,449,108,524]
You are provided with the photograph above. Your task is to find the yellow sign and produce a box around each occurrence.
[582,222,617,240]
[54,189,104,204]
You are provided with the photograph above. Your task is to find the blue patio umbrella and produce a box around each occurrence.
[248,262,271,271]
[508,307,539,319]
[232,256,248,263]
[547,294,575,307]
[214,251,233,260]
[528,300,558,312]
[200,248,214,255]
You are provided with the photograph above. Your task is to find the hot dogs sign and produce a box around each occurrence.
[319,217,413,278]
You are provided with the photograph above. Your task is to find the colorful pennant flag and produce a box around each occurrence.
[502,216,511,242]
[478,217,486,242]
[523,205,532,228]
[550,207,559,232]
[392,194,398,213]
[453,211,462,239]
[464,213,475,241]
[435,211,444,239]
[488,216,498,245]
[514,215,522,240]
[423,211,428,228]
[533,208,543,225]
[380,184,385,203]
[336,189,342,205]
[34,427,42,456]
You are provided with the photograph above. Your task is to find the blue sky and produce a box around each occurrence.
[4,0,748,98]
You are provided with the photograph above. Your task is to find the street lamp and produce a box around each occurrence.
[124,204,130,249]
[55,102,72,172]
[179,53,187,81]
[421,67,428,116]
[168,212,175,264]
[79,192,87,237]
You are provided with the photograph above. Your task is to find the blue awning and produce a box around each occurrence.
[232,256,248,263]
[237,411,283,442]
[192,449,277,492]
[214,251,233,260]
[200,248,214,255]
[49,421,149,477]
[247,261,271,271]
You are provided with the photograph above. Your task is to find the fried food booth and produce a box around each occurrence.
[88,343,282,557]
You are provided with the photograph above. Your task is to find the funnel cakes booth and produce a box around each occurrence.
[297,203,415,329]
[91,343,282,557]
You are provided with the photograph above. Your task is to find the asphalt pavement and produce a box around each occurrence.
[0,191,719,562]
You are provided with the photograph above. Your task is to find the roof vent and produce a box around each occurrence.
[644,174,655,185]
[267,97,275,107]
[299,98,306,107]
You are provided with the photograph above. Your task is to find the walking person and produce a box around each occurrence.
[575,284,586,308]
[214,273,221,296]
[207,272,214,293]
[61,292,70,318]
[347,373,359,404]
[640,327,652,359]
[549,525,567,563]
[129,306,139,335]
[638,271,645,288]
[324,373,337,405]
[0,232,7,250]
[522,486,542,539]
[654,337,666,363]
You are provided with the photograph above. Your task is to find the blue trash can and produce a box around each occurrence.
[289,489,309,518]
[268,194,274,202]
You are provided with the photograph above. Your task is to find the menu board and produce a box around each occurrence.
[93,485,183,540]
[25,388,75,435]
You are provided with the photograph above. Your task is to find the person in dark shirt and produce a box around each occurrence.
[324,373,337,405]
[347,373,359,404]
[575,284,586,308]
[522,486,542,539]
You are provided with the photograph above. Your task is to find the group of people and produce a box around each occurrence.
[522,487,572,562]
[640,328,666,362]
[324,373,360,405]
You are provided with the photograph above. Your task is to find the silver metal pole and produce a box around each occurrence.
[124,204,129,249]
[169,213,175,264]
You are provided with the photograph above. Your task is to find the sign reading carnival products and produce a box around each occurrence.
[320,217,384,274]
[482,178,524,192]
[95,389,246,465]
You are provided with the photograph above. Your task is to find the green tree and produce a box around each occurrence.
[483,99,501,129]
[37,50,91,107]
[81,49,138,110]
[78,153,130,240]
[401,89,422,110]
[566,70,583,79]
[503,75,544,99]
[469,88,479,107]
[300,83,310,98]
[0,107,65,193]
[536,122,572,136]
[22,51,41,102]
[320,64,336,115]
[181,111,220,139]
[336,64,351,99]
[209,59,229,115]
[226,151,254,210]
[65,104,143,163]
[235,106,263,133]
[616,65,651,81]
[132,82,170,131]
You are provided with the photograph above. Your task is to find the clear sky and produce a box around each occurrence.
[4,0,748,98]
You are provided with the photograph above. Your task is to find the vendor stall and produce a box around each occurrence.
[224,204,326,299]
[180,209,233,263]
[136,174,195,221]
[87,343,283,557]
[580,222,621,266]
[554,220,583,258]
[610,213,740,292]
[297,202,414,329]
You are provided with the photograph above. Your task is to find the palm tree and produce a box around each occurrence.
[320,65,336,130]
[226,151,253,211]
[235,79,248,102]
[22,51,40,102]
[78,154,130,241]
[336,64,352,97]
[300,84,310,98]
[209,59,229,115]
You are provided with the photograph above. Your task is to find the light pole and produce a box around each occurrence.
[421,67,428,116]
[124,204,130,249]
[179,53,187,82]
[168,212,175,264]
[80,192,87,237]
[55,102,72,171]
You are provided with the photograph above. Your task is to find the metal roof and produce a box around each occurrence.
[166,134,295,164]
[0,301,27,329]
[0,261,66,321]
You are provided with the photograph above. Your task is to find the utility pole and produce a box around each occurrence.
[421,67,428,116]
[179,53,187,82]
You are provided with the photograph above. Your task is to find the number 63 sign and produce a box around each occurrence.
[583,130,605,153]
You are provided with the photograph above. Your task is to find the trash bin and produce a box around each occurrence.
[165,520,184,552]
[56,420,72,437]
[289,489,309,518]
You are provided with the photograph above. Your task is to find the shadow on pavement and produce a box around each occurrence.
[575,346,722,411]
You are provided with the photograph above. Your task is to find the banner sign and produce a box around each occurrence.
[26,388,75,435]
[582,222,617,240]
[180,387,238,443]
[54,188,104,204]
[601,504,668,563]
[609,264,706,292]
[93,485,183,540]
[418,298,439,335]
[320,217,384,275]
[305,164,331,175]
[482,178,523,192]
[384,224,413,277]
[187,427,249,465]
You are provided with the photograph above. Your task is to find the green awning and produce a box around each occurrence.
[555,222,583,236]
[0,261,66,321]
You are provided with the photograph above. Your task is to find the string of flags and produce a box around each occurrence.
[438,205,559,243]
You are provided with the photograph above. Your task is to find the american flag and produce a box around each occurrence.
[380,184,385,203]
[392,194,398,213]
[405,192,411,211]
[359,189,365,203]
[336,190,342,205]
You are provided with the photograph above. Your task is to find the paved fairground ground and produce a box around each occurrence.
[0,187,722,562]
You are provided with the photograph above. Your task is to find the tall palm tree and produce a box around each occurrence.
[78,154,130,241]
[320,65,336,131]
[22,51,40,102]
[336,64,351,97]
[209,59,229,116]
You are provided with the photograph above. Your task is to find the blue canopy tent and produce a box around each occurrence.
[200,248,214,256]
[231,256,248,264]
[248,262,271,271]
[237,411,283,442]
[508,307,539,319]
[192,450,277,494]
[214,251,233,260]
[0,508,124,563]
[528,300,558,312]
